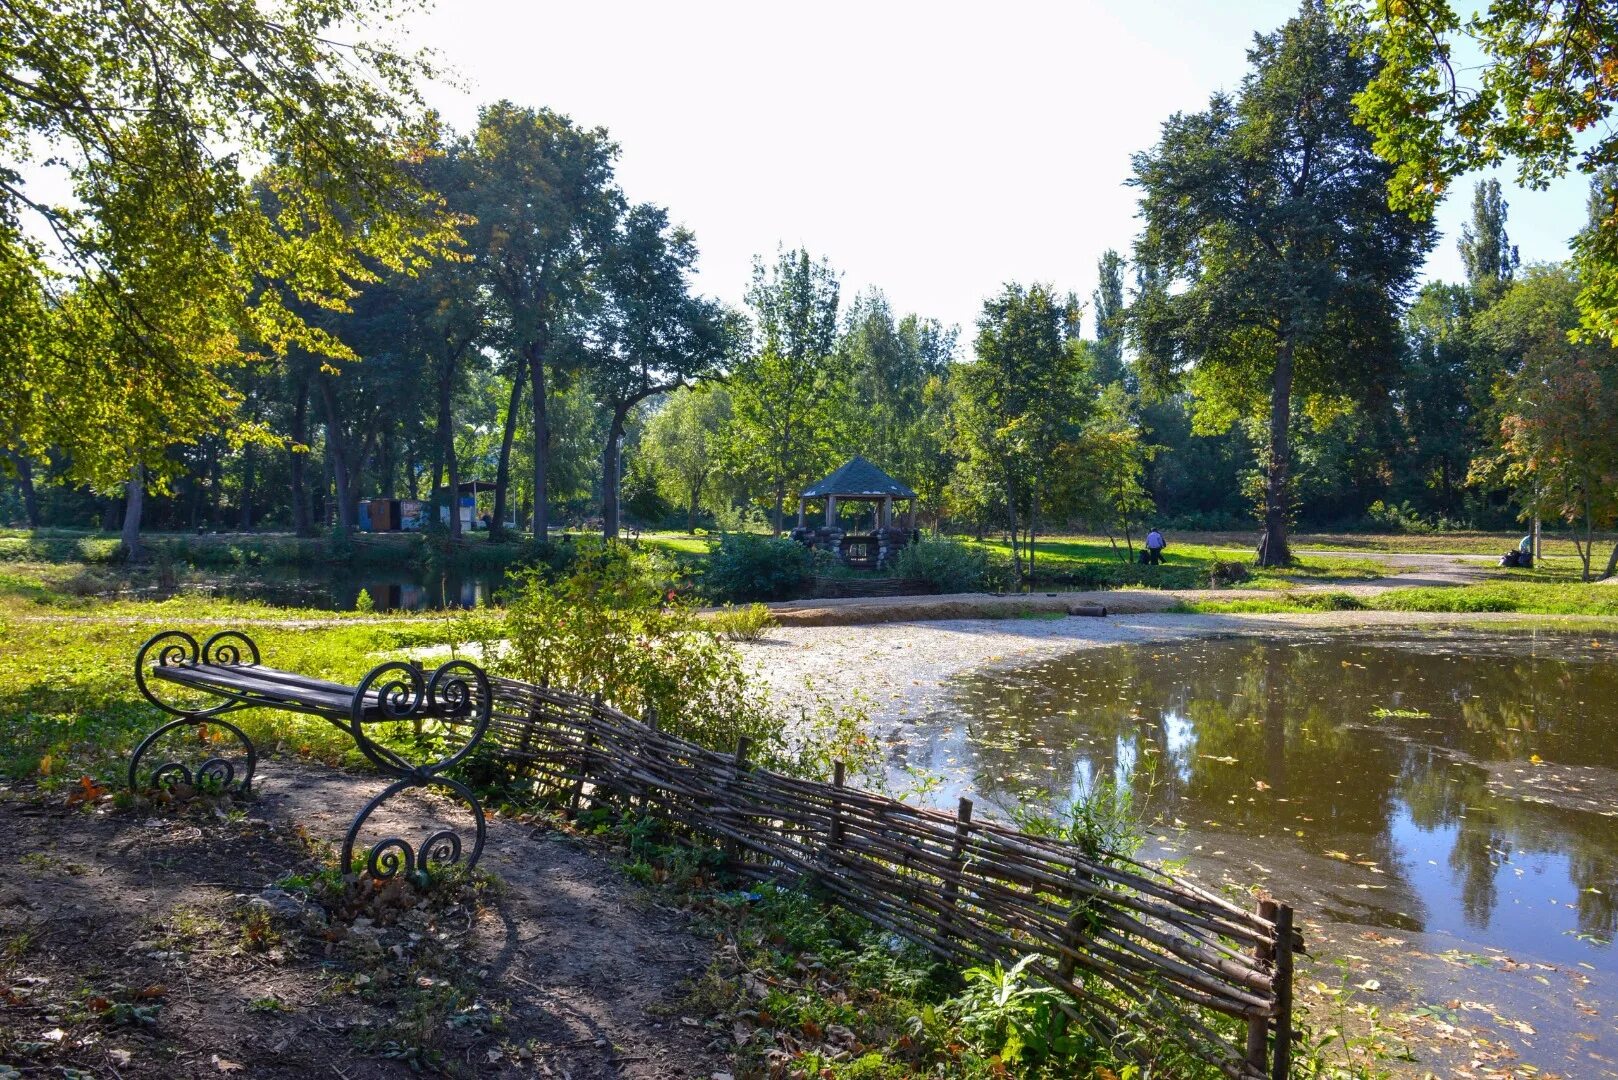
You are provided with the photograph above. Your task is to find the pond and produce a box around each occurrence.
[892,630,1618,1074]
[207,564,509,611]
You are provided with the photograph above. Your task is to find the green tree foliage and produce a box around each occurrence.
[839,289,957,488]
[1130,1,1434,564]
[585,205,739,538]
[471,102,622,538]
[1458,179,1522,302]
[0,0,452,492]
[1090,250,1129,389]
[643,387,734,532]
[954,283,1089,581]
[1347,0,1618,340]
[1470,264,1618,579]
[725,249,846,534]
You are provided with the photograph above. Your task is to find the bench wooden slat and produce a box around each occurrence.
[153,663,383,719]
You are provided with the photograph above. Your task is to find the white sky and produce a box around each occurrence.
[402,0,1593,343]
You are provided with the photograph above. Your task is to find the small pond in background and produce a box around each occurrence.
[205,564,509,611]
[892,629,1618,1075]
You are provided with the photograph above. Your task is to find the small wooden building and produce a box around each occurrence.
[790,456,919,569]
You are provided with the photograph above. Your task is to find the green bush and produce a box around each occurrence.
[707,602,776,642]
[703,533,810,602]
[891,538,990,593]
[456,538,869,775]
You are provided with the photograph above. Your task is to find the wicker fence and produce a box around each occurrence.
[477,678,1300,1079]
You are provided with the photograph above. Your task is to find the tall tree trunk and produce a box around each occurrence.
[1028,472,1038,586]
[1258,336,1295,567]
[528,345,550,539]
[491,353,526,541]
[289,378,313,536]
[436,367,461,539]
[121,464,144,559]
[321,382,358,533]
[238,445,254,531]
[8,452,40,526]
[687,473,703,534]
[602,406,628,539]
[1603,539,1618,580]
[772,479,785,536]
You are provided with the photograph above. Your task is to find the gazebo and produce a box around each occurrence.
[790,456,919,569]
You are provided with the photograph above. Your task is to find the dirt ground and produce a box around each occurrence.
[0,762,728,1079]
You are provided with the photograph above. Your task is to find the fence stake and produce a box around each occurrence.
[939,797,974,942]
[1246,898,1278,1074]
[829,761,846,848]
[567,704,596,820]
[1270,903,1295,1080]
[723,736,752,867]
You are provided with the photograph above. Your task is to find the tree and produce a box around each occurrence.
[585,205,738,538]
[1129,1,1433,565]
[725,249,846,534]
[839,290,958,491]
[954,283,1088,582]
[0,0,452,492]
[1073,384,1158,559]
[1347,0,1618,340]
[472,103,622,539]
[1470,264,1618,579]
[1091,250,1130,389]
[1458,179,1521,302]
[644,387,733,532]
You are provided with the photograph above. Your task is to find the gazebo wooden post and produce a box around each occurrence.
[825,495,838,527]
[881,496,892,528]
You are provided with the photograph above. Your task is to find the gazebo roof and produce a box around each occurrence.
[802,456,916,499]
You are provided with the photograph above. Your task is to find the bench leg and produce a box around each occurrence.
[340,774,487,880]
[128,714,257,796]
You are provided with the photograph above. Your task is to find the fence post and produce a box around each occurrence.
[829,761,845,849]
[723,736,752,868]
[1246,898,1278,1074]
[1270,904,1295,1080]
[939,797,974,946]
[567,700,597,820]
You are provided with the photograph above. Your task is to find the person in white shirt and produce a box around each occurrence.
[1144,527,1166,565]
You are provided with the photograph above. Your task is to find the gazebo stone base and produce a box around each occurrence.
[790,525,845,554]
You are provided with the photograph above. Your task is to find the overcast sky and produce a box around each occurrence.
[400,0,1593,343]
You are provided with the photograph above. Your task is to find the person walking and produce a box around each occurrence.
[1144,527,1167,565]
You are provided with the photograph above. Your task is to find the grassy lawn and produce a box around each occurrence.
[956,534,1408,589]
[1179,581,1618,617]
[1166,527,1616,558]
[0,564,466,786]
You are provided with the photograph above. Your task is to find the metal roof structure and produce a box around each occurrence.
[801,456,917,499]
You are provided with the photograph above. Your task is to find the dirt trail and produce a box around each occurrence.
[0,763,726,1079]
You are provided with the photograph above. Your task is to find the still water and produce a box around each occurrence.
[895,630,1617,1072]
[211,565,507,611]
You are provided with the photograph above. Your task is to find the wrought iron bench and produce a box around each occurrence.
[130,630,492,878]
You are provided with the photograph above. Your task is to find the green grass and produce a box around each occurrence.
[0,577,466,784]
[956,535,1402,589]
[1179,581,1618,617]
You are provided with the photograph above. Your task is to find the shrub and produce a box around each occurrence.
[1207,559,1249,587]
[707,602,776,642]
[703,533,810,602]
[458,538,776,758]
[891,538,989,593]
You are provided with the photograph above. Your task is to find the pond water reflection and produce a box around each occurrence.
[896,631,1617,971]
[210,565,507,611]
